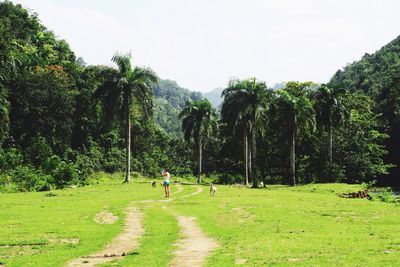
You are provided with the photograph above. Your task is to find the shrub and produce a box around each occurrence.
[0,173,18,192]
[102,148,125,173]
[43,155,79,188]
[0,148,23,171]
[213,173,243,184]
[371,189,399,203]
[10,166,53,192]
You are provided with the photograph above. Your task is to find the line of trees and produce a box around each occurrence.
[180,80,391,186]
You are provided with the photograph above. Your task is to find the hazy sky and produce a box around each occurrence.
[12,0,400,92]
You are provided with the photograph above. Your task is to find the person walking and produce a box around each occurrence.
[161,170,171,197]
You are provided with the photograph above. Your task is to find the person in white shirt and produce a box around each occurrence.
[161,170,171,197]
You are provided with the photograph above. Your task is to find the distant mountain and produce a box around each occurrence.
[204,87,224,109]
[272,82,285,90]
[152,79,202,136]
[203,82,287,109]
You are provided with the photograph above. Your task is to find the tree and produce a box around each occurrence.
[179,99,217,183]
[271,82,315,186]
[221,78,271,186]
[103,53,158,183]
[313,85,348,166]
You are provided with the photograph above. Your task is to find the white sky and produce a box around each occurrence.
[12,0,400,92]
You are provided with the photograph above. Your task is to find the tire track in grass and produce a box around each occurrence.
[67,185,205,267]
[178,186,203,199]
[111,207,180,266]
[66,207,143,267]
[169,216,219,267]
[135,184,185,204]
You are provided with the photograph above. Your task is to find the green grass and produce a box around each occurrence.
[0,173,399,266]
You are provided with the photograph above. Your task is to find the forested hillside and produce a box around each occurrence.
[330,36,400,186]
[153,79,202,136]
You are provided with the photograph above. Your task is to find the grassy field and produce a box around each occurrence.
[0,173,399,266]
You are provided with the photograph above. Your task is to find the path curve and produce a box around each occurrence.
[179,186,203,199]
[67,207,143,267]
[172,184,184,195]
[169,216,218,267]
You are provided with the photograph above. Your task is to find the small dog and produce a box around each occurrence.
[210,183,217,197]
[151,181,156,188]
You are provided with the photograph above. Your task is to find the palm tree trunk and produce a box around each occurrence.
[124,105,131,183]
[290,117,296,186]
[249,137,252,186]
[198,138,202,183]
[244,127,249,186]
[251,128,257,188]
[328,123,333,164]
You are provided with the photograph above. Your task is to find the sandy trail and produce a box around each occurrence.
[67,185,206,266]
[173,184,184,195]
[178,186,203,199]
[67,207,143,267]
[136,184,184,204]
[169,216,218,267]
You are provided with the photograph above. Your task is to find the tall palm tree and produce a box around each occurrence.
[271,82,315,186]
[179,99,217,183]
[221,78,271,187]
[100,53,158,183]
[0,85,9,144]
[313,85,348,164]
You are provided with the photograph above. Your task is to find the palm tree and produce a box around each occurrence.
[313,85,348,164]
[179,99,217,183]
[100,53,158,183]
[0,85,9,144]
[221,78,271,187]
[271,82,315,186]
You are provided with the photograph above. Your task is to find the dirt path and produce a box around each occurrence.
[169,216,218,267]
[67,185,207,266]
[173,184,184,195]
[136,184,185,204]
[178,186,203,199]
[67,207,143,267]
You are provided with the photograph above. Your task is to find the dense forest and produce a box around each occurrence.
[0,1,398,192]
[330,37,400,186]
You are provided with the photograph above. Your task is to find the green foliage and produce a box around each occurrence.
[370,189,399,204]
[0,1,397,192]
[330,36,400,186]
[211,173,243,184]
[153,79,203,137]
[179,99,217,143]
[9,165,53,192]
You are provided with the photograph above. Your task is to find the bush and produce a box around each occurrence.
[0,148,23,171]
[371,189,399,203]
[10,166,53,192]
[213,173,243,184]
[0,173,18,192]
[43,155,79,188]
[102,148,125,173]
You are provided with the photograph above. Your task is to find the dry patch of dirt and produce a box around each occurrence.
[94,211,118,224]
[48,238,80,245]
[235,258,249,265]
[288,258,302,262]
[169,216,218,267]
[231,207,255,224]
[67,207,143,267]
